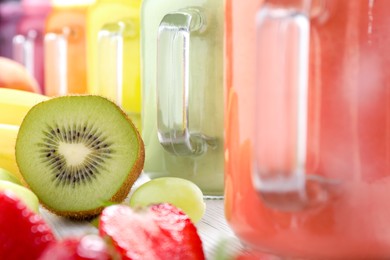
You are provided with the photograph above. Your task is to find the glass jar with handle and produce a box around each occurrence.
[0,0,21,59]
[44,0,94,96]
[13,0,51,93]
[225,0,390,258]
[87,0,142,129]
[141,0,225,196]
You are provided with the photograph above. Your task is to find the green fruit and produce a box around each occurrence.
[0,168,21,185]
[0,180,39,213]
[15,95,145,219]
[129,177,206,223]
[90,216,100,228]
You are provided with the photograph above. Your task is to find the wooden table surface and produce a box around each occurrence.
[41,174,244,259]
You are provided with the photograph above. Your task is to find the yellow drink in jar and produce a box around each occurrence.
[87,0,142,129]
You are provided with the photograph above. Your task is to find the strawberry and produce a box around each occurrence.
[39,235,112,260]
[99,203,205,260]
[0,191,56,259]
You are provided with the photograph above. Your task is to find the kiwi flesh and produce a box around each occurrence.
[15,95,144,219]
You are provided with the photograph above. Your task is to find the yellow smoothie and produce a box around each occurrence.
[87,0,141,129]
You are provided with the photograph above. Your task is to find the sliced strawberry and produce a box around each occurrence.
[39,235,111,260]
[99,203,205,260]
[0,191,56,259]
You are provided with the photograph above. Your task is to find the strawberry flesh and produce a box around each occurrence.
[39,235,111,260]
[99,203,205,260]
[0,191,56,259]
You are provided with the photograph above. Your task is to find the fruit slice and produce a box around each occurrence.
[39,235,111,260]
[0,57,41,93]
[15,95,145,219]
[0,124,23,181]
[0,88,49,126]
[129,177,206,223]
[0,167,21,185]
[0,191,56,259]
[99,203,205,260]
[0,180,39,213]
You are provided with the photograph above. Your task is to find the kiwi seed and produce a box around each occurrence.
[38,123,113,187]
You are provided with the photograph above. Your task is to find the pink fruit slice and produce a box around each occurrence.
[39,234,111,260]
[0,191,56,259]
[99,203,205,260]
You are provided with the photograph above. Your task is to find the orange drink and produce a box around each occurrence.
[44,0,94,95]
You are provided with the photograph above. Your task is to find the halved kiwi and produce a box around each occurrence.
[15,95,144,219]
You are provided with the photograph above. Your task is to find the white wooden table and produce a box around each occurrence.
[41,174,244,259]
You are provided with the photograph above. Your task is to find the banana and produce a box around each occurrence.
[0,88,49,126]
[0,124,23,182]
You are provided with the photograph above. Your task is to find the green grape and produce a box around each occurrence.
[0,180,39,213]
[129,177,206,223]
[0,168,22,185]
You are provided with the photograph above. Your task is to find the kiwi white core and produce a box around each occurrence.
[58,142,91,166]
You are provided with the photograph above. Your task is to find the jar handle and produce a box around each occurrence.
[12,30,37,90]
[97,21,136,107]
[253,2,312,210]
[157,9,216,156]
[44,28,69,96]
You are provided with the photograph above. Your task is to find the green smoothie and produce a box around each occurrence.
[141,0,224,196]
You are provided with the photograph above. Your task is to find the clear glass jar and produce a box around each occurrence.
[141,0,224,196]
[44,0,94,95]
[13,0,51,93]
[87,0,142,129]
[0,0,21,59]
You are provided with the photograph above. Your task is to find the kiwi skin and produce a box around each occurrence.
[18,95,145,220]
